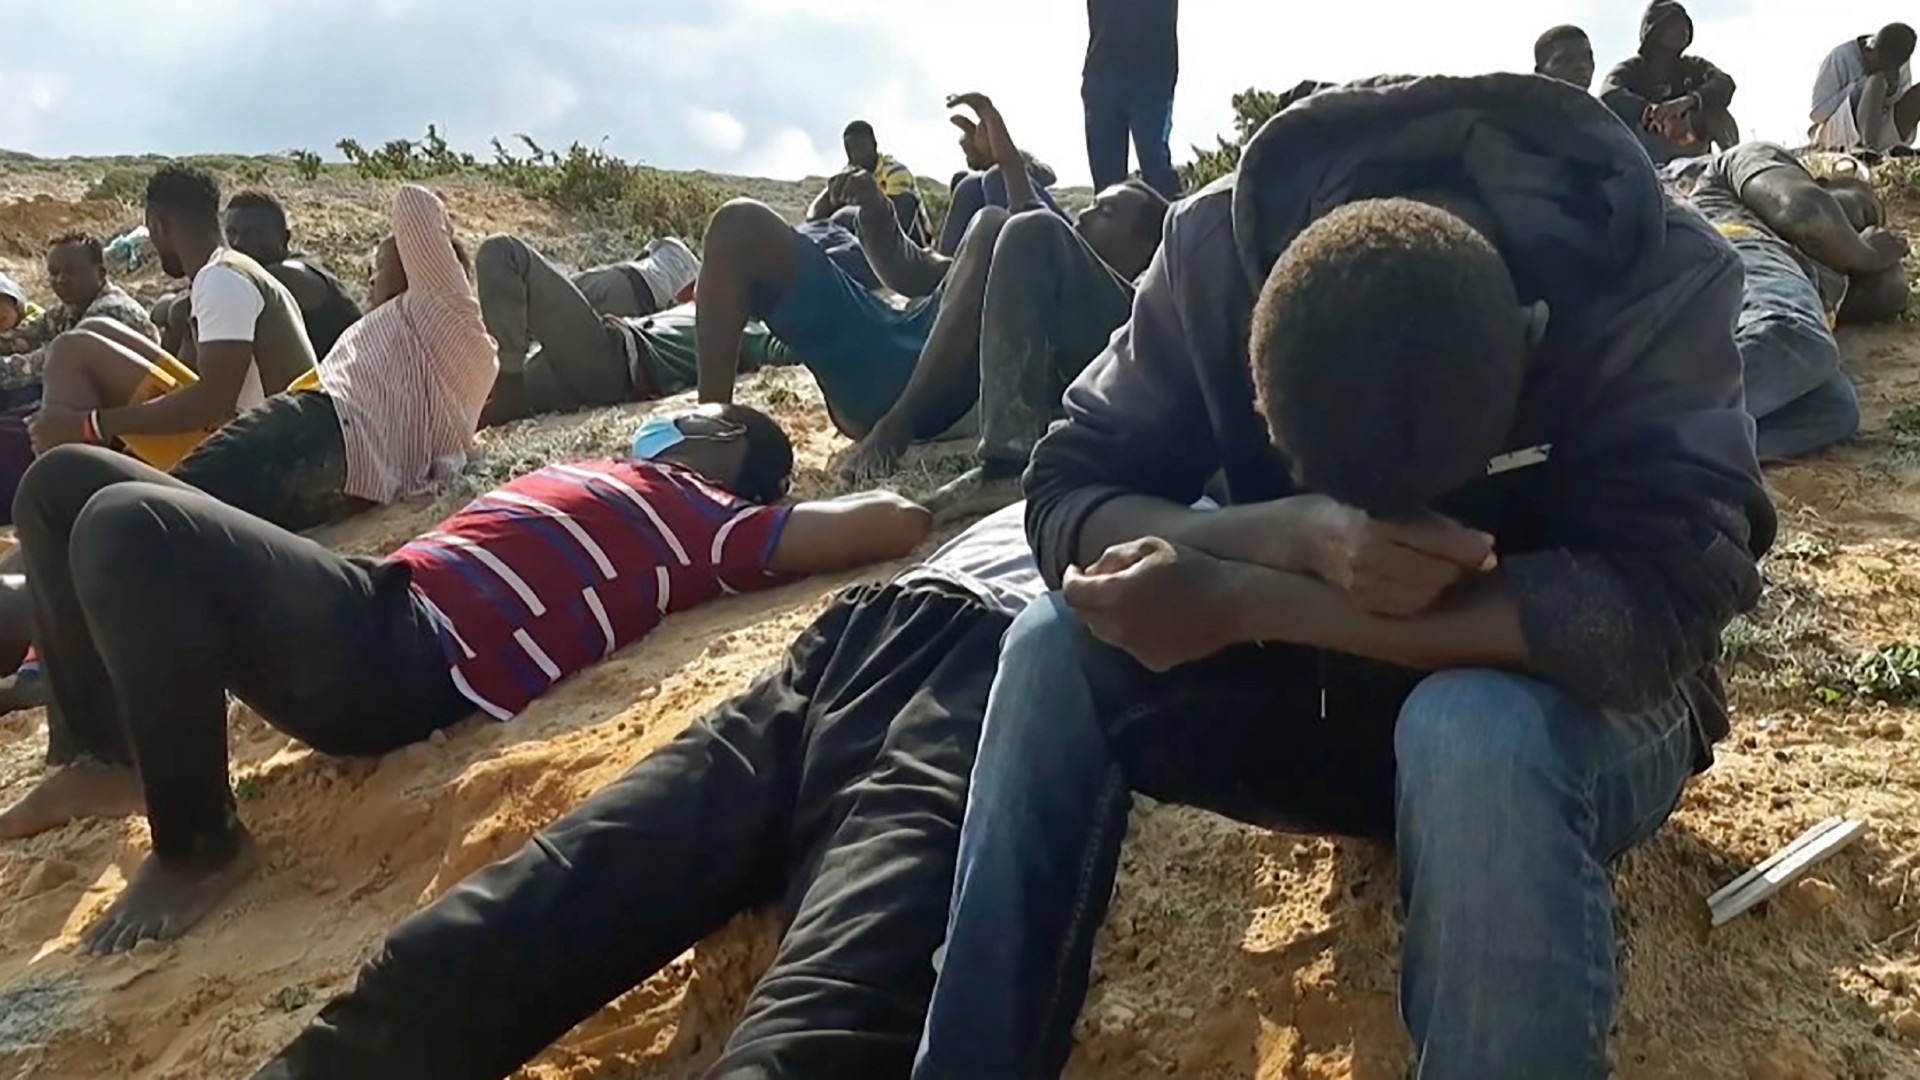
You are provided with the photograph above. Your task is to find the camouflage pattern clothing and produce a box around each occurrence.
[0,283,156,391]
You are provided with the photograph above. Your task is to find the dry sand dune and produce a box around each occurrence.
[2,159,1920,1079]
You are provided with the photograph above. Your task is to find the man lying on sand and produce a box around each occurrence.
[473,233,797,425]
[28,163,316,471]
[698,92,1164,472]
[0,404,931,955]
[912,73,1773,1079]
[836,92,1165,503]
[1668,142,1909,460]
[256,500,1040,1080]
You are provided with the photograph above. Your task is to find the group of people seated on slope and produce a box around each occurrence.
[0,23,1913,1078]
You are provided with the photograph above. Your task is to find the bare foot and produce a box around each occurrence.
[0,762,145,840]
[835,429,908,483]
[82,830,259,955]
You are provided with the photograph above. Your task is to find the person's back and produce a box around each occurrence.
[287,257,364,357]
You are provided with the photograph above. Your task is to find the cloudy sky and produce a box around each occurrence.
[4,0,1906,185]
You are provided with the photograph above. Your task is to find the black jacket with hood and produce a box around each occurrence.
[1023,73,1775,766]
[1602,2,1738,121]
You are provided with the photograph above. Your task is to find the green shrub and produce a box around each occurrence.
[85,167,146,204]
[291,150,324,181]
[338,125,477,180]
[489,136,728,242]
[1177,87,1286,192]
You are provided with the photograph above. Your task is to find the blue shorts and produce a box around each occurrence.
[754,229,941,431]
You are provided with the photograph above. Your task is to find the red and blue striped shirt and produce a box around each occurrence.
[391,459,791,721]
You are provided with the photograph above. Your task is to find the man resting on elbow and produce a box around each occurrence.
[913,73,1774,1080]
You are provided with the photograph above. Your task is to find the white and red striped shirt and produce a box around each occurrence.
[318,184,498,504]
[389,459,792,720]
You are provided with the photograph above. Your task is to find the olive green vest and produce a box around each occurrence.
[205,248,317,394]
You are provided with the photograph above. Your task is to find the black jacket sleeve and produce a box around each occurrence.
[1023,211,1220,587]
[1501,231,1772,711]
[1683,56,1738,111]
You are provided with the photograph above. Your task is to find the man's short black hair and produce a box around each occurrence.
[145,163,222,227]
[1877,22,1918,63]
[1120,178,1170,240]
[1249,198,1525,516]
[1534,24,1590,65]
[720,403,795,504]
[48,231,104,266]
[226,189,289,229]
[844,120,876,142]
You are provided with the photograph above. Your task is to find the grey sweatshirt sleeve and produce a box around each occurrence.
[1023,217,1220,587]
[1501,233,1768,712]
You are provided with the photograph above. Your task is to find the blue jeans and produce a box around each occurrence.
[938,168,1067,256]
[1081,73,1180,199]
[914,593,1698,1079]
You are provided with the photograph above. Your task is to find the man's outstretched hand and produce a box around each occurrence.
[1064,537,1239,672]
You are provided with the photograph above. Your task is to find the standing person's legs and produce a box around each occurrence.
[1394,671,1696,1079]
[1125,78,1182,199]
[1082,75,1133,192]
[713,588,1004,1077]
[475,235,629,417]
[169,389,369,531]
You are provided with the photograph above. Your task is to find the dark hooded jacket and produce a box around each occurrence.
[1602,2,1738,125]
[1023,73,1774,767]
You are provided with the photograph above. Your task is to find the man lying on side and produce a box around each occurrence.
[256,500,1040,1080]
[1668,142,1909,459]
[0,405,930,957]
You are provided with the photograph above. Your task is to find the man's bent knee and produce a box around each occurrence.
[1395,669,1574,795]
[475,234,527,274]
[993,208,1077,266]
[704,198,785,251]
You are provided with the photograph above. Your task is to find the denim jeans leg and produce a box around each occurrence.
[1394,669,1697,1080]
[913,594,1135,1079]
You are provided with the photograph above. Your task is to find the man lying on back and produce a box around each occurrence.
[258,500,1044,1080]
[0,404,931,957]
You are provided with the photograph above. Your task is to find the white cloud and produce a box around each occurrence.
[0,0,1908,190]
[685,108,748,155]
[739,126,832,181]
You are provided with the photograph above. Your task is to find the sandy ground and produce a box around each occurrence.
[2,158,1920,1079]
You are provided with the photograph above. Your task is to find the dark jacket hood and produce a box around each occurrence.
[1640,0,1693,51]
[1230,73,1663,308]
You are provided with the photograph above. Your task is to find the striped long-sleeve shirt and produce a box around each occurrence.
[315,184,498,504]
[388,458,792,720]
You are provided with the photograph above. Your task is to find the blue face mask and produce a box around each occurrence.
[630,417,686,461]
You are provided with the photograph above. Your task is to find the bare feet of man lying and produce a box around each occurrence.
[0,761,145,840]
[82,830,259,955]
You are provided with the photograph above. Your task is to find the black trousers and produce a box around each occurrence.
[15,446,468,863]
[170,389,370,533]
[255,581,1006,1080]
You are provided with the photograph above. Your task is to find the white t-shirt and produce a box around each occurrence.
[189,252,268,410]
